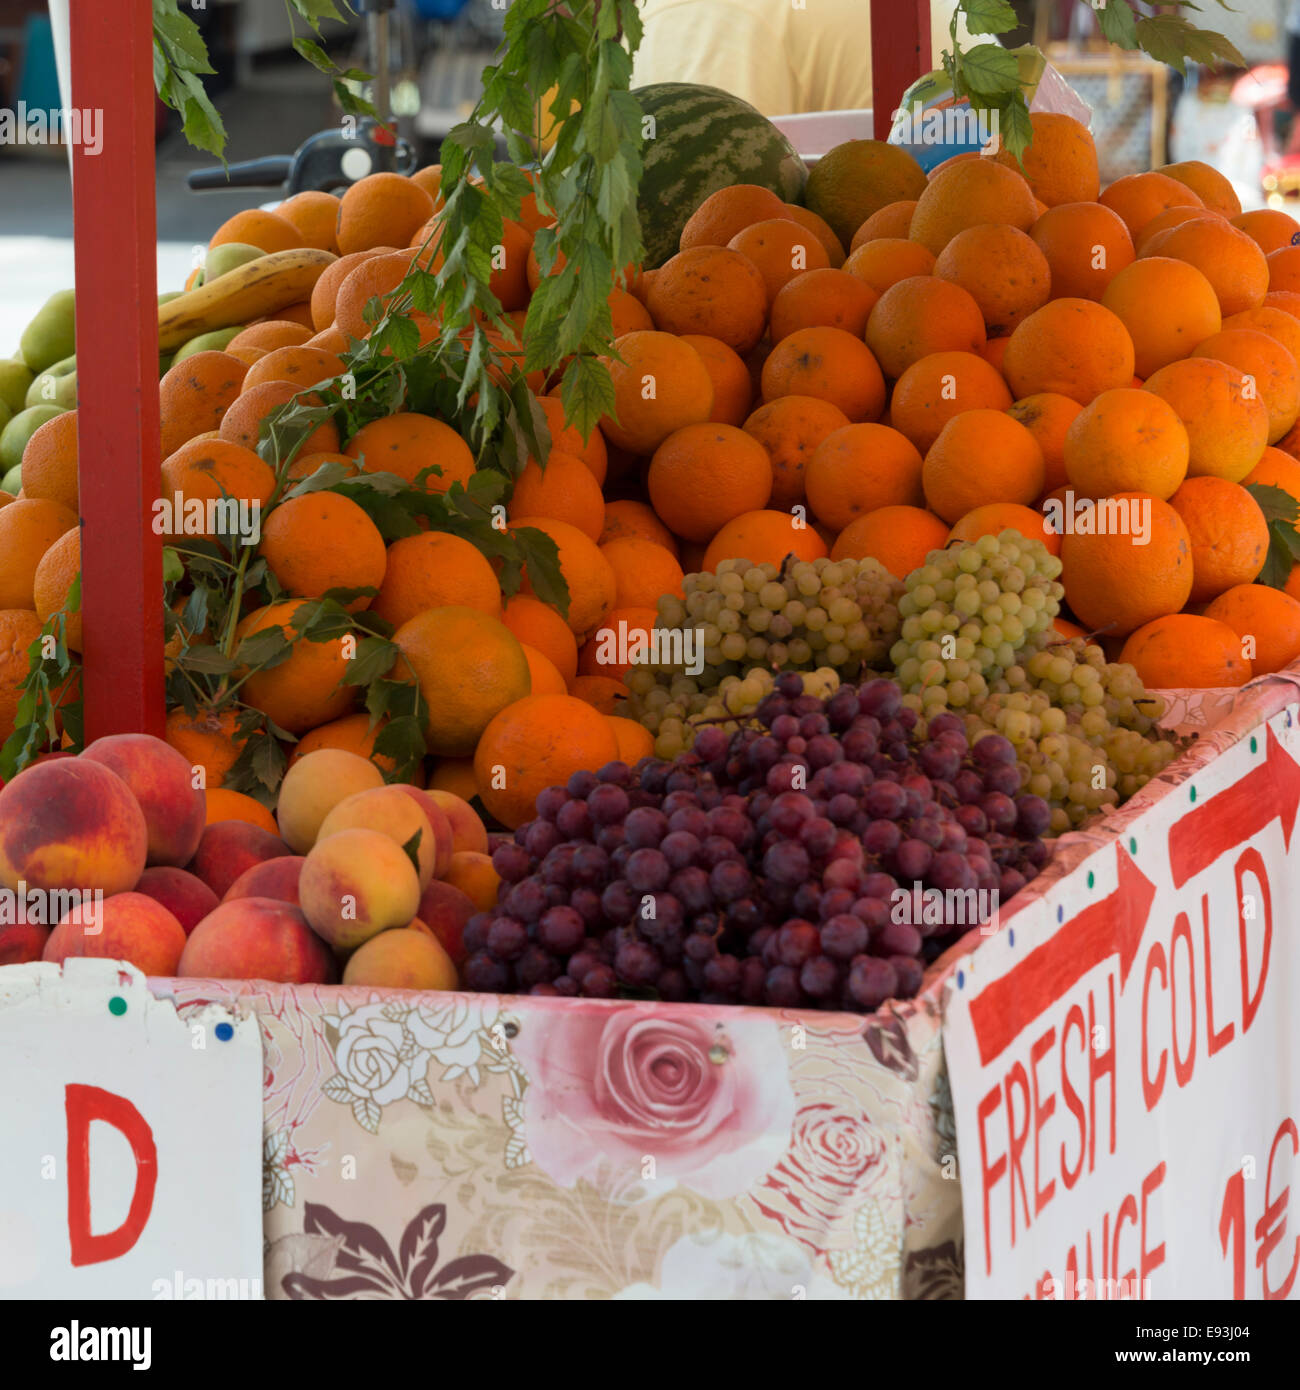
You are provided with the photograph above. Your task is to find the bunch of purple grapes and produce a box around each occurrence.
[467,675,1051,1014]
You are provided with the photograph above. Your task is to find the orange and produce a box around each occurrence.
[606,715,655,765]
[829,505,949,578]
[501,593,579,684]
[1133,206,1222,255]
[769,268,878,342]
[218,382,341,458]
[1192,328,1300,444]
[409,164,444,208]
[1267,246,1300,294]
[1142,218,1268,317]
[1223,305,1300,367]
[577,606,660,681]
[0,498,78,609]
[609,286,653,339]
[474,693,620,829]
[761,325,886,421]
[1029,201,1135,301]
[336,172,434,255]
[1062,388,1189,500]
[949,503,1061,557]
[1059,492,1193,636]
[520,643,567,696]
[1003,298,1136,404]
[284,450,360,485]
[1204,583,1300,675]
[1244,446,1300,526]
[843,238,935,295]
[600,331,714,454]
[1233,209,1300,256]
[344,412,474,493]
[507,448,605,541]
[533,395,608,486]
[308,248,388,332]
[227,320,315,356]
[513,515,617,636]
[992,113,1100,207]
[599,499,678,554]
[333,250,418,340]
[982,337,1011,372]
[644,246,768,353]
[204,788,280,835]
[236,600,358,734]
[257,491,386,608]
[442,851,500,912]
[1053,616,1088,640]
[427,756,479,801]
[264,300,316,330]
[851,200,917,247]
[568,674,631,713]
[742,395,850,510]
[1160,160,1241,218]
[646,423,772,542]
[1006,393,1083,496]
[0,610,45,740]
[1167,476,1268,602]
[679,184,792,251]
[276,190,341,253]
[241,345,346,395]
[933,224,1051,336]
[32,528,81,648]
[209,208,301,253]
[865,278,986,380]
[159,350,248,457]
[20,410,79,512]
[728,218,830,302]
[921,411,1044,524]
[388,605,530,755]
[293,711,411,778]
[1101,257,1221,379]
[804,423,923,530]
[701,510,828,573]
[1119,614,1251,689]
[372,531,501,629]
[890,351,1013,454]
[680,334,754,427]
[908,158,1037,257]
[1144,357,1269,482]
[783,203,846,267]
[1098,171,1203,239]
[804,140,928,248]
[600,537,684,610]
[164,705,249,789]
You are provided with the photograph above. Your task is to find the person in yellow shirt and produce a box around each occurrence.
[629,0,967,116]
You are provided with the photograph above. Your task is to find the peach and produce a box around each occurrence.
[80,733,206,866]
[426,789,488,855]
[390,784,454,877]
[275,748,384,852]
[0,920,49,965]
[413,878,476,964]
[222,855,305,905]
[134,865,220,935]
[188,820,291,899]
[299,827,421,951]
[443,850,501,912]
[316,786,436,887]
[178,896,338,983]
[44,892,186,976]
[342,927,459,990]
[0,758,147,894]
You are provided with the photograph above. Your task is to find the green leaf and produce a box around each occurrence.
[373,714,428,785]
[1257,520,1299,589]
[177,645,238,676]
[1096,0,1140,50]
[289,0,350,32]
[399,827,424,876]
[512,525,569,616]
[346,635,399,688]
[559,354,617,445]
[162,547,184,584]
[1245,483,1300,528]
[234,626,293,670]
[994,92,1035,165]
[957,42,1021,97]
[292,37,335,75]
[960,0,1019,37]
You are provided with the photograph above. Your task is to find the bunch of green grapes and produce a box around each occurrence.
[1015,641,1168,735]
[889,531,1065,711]
[648,555,902,688]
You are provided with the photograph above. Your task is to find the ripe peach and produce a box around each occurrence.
[443,850,501,912]
[316,786,436,887]
[44,892,186,976]
[0,920,49,965]
[188,820,292,899]
[80,733,206,867]
[299,827,421,951]
[275,748,384,853]
[0,758,147,894]
[178,896,338,983]
[413,878,476,964]
[341,927,459,990]
[425,789,488,855]
[134,865,220,935]
[222,855,305,905]
[390,784,455,877]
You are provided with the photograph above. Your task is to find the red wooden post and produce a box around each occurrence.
[70,0,165,739]
[871,0,933,141]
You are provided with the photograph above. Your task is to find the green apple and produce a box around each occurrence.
[0,359,34,415]
[26,355,78,411]
[19,289,76,373]
[201,242,265,286]
[1,463,21,495]
[0,404,63,473]
[172,327,244,364]
[0,400,11,434]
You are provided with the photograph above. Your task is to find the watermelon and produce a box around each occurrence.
[634,83,808,268]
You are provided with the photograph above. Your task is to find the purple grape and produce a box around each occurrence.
[667,805,709,840]
[625,848,671,893]
[822,857,863,893]
[775,919,820,967]
[748,736,782,774]
[848,955,898,1010]
[709,858,752,904]
[1000,867,1028,899]
[817,886,855,921]
[624,806,669,849]
[764,840,811,887]
[982,761,1023,798]
[954,803,988,837]
[841,728,878,762]
[463,951,511,991]
[567,769,599,798]
[775,672,804,699]
[769,792,814,836]
[764,964,803,1007]
[595,821,626,854]
[891,955,924,998]
[894,838,933,880]
[703,954,742,994]
[852,897,891,932]
[570,888,603,929]
[553,975,580,997]
[596,761,631,785]
[918,742,961,781]
[486,917,528,961]
[972,733,1016,767]
[670,866,712,915]
[736,956,765,1003]
[661,830,701,871]
[821,914,869,961]
[827,793,858,826]
[535,786,568,821]
[796,816,836,859]
[462,913,491,956]
[601,879,638,923]
[555,799,592,840]
[981,792,1018,833]
[954,770,984,803]
[858,680,900,718]
[927,711,965,739]
[615,940,661,985]
[800,955,839,999]
[1014,794,1052,838]
[765,760,809,796]
[693,726,729,762]
[698,835,742,869]
[656,967,690,1001]
[864,781,906,819]
[861,820,902,859]
[538,906,585,955]
[771,713,799,742]
[581,964,618,997]
[876,920,922,957]
[572,842,610,885]
[909,818,945,850]
[524,819,561,859]
[517,945,560,987]
[587,783,630,825]
[930,850,977,893]
[492,841,532,883]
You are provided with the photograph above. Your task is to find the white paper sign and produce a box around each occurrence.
[0,959,264,1298]
[946,706,1300,1300]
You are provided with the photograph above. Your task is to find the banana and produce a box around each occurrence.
[157,248,337,350]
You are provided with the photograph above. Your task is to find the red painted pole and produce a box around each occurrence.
[70,0,165,740]
[871,0,933,141]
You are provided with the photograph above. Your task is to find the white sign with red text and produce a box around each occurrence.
[0,959,263,1298]
[946,707,1300,1300]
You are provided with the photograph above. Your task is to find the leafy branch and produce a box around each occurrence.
[0,577,82,781]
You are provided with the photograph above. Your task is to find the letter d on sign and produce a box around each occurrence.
[65,1084,158,1267]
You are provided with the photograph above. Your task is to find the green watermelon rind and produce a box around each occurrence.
[634,83,809,268]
